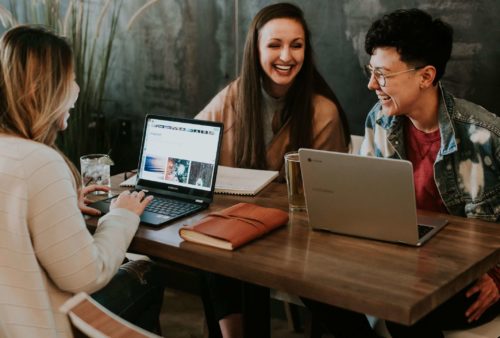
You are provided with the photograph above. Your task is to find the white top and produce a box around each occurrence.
[0,135,140,338]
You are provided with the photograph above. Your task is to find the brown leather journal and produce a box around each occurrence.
[179,203,289,250]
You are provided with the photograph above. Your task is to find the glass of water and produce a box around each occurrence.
[80,154,114,194]
[284,151,306,211]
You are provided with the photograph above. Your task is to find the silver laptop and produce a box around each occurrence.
[91,115,223,227]
[298,149,448,246]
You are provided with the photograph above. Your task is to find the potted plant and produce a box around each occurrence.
[0,0,157,164]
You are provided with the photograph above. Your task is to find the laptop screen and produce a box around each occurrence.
[136,115,223,201]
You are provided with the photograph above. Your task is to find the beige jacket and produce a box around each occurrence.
[0,136,139,338]
[196,80,348,171]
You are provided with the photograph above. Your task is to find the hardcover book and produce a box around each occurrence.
[179,203,289,250]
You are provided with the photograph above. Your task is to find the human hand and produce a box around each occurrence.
[465,273,500,322]
[79,185,111,216]
[110,190,153,216]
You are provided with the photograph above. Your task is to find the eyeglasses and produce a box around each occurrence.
[364,65,424,87]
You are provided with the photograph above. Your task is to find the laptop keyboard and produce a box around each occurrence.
[145,196,202,217]
[418,224,434,239]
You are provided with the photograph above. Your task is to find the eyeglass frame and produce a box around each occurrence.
[364,64,425,87]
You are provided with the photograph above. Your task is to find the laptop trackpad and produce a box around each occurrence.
[89,200,171,226]
[89,199,112,214]
[417,215,448,228]
[140,211,172,225]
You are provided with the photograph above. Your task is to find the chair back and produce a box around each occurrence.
[60,293,161,338]
[349,135,364,154]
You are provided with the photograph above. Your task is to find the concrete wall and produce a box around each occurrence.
[1,0,498,169]
[112,0,499,135]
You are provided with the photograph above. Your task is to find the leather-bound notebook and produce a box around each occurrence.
[179,203,289,250]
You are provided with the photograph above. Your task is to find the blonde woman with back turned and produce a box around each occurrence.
[0,25,164,337]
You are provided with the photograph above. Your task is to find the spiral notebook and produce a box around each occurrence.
[214,166,278,195]
[121,165,278,196]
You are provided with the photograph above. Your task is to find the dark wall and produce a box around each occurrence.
[234,0,500,136]
[1,0,498,170]
[108,0,499,138]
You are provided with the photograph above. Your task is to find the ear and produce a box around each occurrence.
[419,65,436,89]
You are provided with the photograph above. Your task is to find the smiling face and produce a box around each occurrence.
[367,47,424,117]
[258,18,305,98]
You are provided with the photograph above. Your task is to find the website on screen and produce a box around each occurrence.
[139,119,221,191]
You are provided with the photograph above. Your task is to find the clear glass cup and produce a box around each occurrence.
[80,154,113,194]
[284,151,306,211]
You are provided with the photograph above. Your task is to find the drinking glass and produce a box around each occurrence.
[284,152,306,211]
[80,154,113,194]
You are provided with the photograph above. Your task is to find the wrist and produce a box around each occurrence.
[487,266,500,292]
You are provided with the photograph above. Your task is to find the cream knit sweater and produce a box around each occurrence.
[0,135,140,338]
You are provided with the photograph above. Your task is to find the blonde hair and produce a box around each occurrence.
[0,25,81,186]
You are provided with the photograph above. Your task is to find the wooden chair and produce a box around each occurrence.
[60,292,161,338]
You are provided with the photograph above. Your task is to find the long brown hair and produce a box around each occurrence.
[235,2,350,169]
[0,25,81,186]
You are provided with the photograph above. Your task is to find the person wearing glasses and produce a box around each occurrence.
[304,8,499,338]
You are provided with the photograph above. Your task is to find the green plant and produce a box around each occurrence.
[0,0,157,164]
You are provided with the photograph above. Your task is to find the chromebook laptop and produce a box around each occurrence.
[298,149,448,246]
[90,115,223,227]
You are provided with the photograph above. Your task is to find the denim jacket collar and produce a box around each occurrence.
[436,84,458,158]
[364,84,500,222]
[375,83,458,160]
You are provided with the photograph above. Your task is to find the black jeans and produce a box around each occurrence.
[201,272,243,321]
[301,298,379,338]
[91,259,165,333]
[200,271,270,338]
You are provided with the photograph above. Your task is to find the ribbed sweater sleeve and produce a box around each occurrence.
[26,146,139,294]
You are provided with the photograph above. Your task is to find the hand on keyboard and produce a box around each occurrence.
[110,190,154,216]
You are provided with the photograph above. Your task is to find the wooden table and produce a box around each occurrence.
[86,174,499,327]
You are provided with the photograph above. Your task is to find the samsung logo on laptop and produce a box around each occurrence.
[168,186,179,191]
[307,157,322,163]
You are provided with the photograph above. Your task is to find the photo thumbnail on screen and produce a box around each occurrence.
[188,161,214,188]
[164,158,190,183]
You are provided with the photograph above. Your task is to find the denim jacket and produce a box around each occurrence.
[360,84,500,222]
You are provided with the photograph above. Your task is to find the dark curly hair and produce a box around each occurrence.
[365,8,453,85]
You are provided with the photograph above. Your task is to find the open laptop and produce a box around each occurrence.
[298,149,448,246]
[90,114,223,227]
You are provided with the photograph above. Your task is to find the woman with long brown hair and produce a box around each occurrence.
[196,3,350,337]
[197,2,350,174]
[0,25,163,337]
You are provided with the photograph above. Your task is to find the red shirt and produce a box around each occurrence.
[405,120,499,292]
[404,119,448,213]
